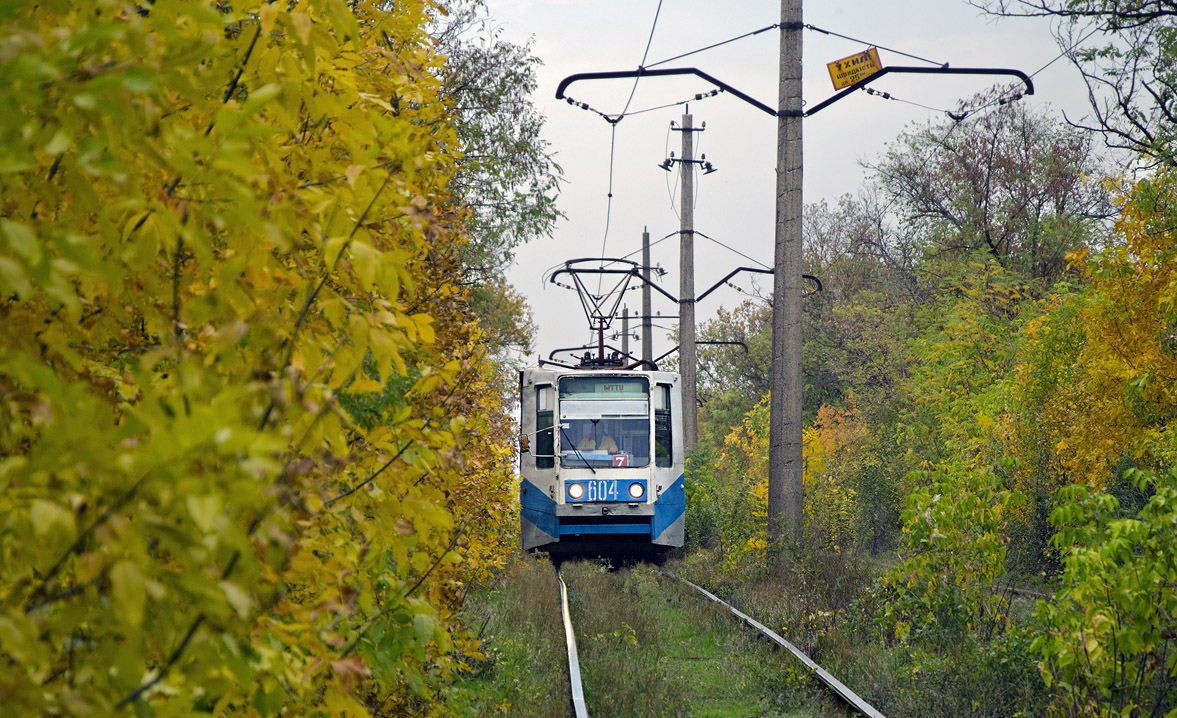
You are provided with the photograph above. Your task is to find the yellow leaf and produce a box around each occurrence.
[110,561,146,627]
[219,581,253,618]
[345,164,364,187]
[290,12,312,45]
[413,314,435,344]
[31,499,75,537]
[350,377,383,393]
[323,686,370,718]
[187,494,223,534]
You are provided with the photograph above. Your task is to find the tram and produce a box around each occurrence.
[518,259,686,557]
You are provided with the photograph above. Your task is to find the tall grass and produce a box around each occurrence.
[457,553,860,717]
[677,546,1049,717]
[449,555,568,717]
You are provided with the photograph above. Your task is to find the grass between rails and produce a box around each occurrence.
[450,553,849,717]
[452,547,1049,717]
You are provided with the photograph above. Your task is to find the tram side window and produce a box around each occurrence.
[536,385,554,469]
[655,383,673,467]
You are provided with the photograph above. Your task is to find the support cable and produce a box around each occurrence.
[615,230,678,263]
[647,23,781,68]
[804,23,946,67]
[939,26,1100,122]
[864,87,949,114]
[648,22,945,70]
[1030,25,1102,79]
[695,230,771,269]
[626,88,722,117]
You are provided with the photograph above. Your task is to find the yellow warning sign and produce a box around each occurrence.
[827,47,883,90]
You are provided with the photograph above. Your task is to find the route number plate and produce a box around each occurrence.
[585,480,619,502]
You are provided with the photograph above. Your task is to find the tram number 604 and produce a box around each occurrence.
[587,480,618,502]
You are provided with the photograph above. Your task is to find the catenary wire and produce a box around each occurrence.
[598,123,618,266]
[619,0,665,118]
[597,0,664,295]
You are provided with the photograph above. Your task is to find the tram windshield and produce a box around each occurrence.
[558,376,650,468]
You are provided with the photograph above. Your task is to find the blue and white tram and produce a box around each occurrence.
[518,366,685,556]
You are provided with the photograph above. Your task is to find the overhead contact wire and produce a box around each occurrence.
[619,0,665,117]
[597,0,664,301]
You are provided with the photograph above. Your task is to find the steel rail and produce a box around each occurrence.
[659,568,886,718]
[557,567,590,718]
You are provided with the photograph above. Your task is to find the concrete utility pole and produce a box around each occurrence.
[768,0,804,543]
[641,228,652,368]
[621,306,630,358]
[677,112,698,452]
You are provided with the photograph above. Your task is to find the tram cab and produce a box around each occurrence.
[519,366,685,556]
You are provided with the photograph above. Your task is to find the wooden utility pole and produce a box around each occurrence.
[641,228,652,368]
[768,0,804,543]
[677,112,698,452]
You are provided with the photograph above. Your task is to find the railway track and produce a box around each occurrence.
[555,563,885,718]
[556,567,589,718]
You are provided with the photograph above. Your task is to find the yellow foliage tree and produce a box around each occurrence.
[0,1,514,715]
[1004,173,1177,490]
[715,399,865,563]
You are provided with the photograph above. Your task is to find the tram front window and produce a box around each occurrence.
[558,377,650,468]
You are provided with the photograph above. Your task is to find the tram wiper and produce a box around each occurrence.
[559,425,596,474]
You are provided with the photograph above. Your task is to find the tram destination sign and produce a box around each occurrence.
[826,47,882,90]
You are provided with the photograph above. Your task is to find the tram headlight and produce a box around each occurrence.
[567,482,585,500]
[628,482,645,499]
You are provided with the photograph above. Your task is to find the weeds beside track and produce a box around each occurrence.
[455,556,863,716]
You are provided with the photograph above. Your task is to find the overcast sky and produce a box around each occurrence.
[485,0,1096,366]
